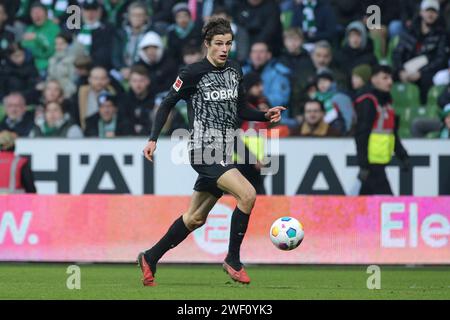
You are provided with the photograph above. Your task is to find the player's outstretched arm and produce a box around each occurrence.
[264,106,286,123]
[237,71,286,123]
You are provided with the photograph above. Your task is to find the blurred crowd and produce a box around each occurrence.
[0,0,449,140]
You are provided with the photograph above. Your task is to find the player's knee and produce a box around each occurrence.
[240,187,256,212]
[186,214,206,230]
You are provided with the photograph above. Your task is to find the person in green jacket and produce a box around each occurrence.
[21,2,60,75]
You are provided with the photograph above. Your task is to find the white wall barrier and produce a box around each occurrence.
[15,138,450,195]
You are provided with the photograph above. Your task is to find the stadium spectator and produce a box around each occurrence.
[291,99,341,137]
[354,65,410,195]
[329,0,363,30]
[73,54,93,90]
[142,0,179,35]
[313,70,349,134]
[393,0,448,104]
[240,72,271,132]
[29,101,83,138]
[75,0,115,70]
[286,0,337,46]
[0,43,41,104]
[137,31,178,95]
[335,21,377,76]
[350,64,372,99]
[38,0,78,27]
[166,3,203,64]
[279,28,312,79]
[112,1,152,80]
[233,0,283,56]
[279,27,314,116]
[0,4,15,64]
[6,1,31,25]
[119,65,155,136]
[398,0,421,37]
[35,80,73,125]
[440,103,450,138]
[71,66,117,129]
[102,0,131,28]
[181,45,205,67]
[210,6,250,64]
[187,0,225,22]
[242,42,293,126]
[84,91,134,137]
[47,32,77,98]
[0,130,36,193]
[0,93,35,137]
[21,2,60,75]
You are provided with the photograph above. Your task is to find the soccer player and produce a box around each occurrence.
[138,17,285,286]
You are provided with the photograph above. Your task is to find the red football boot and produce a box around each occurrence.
[223,261,251,284]
[137,252,156,286]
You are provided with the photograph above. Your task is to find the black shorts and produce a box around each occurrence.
[190,162,236,198]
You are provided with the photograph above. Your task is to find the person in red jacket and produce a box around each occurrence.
[0,130,36,193]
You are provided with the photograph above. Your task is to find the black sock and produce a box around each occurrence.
[226,206,250,270]
[144,216,191,273]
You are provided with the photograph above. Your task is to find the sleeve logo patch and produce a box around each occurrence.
[173,77,183,92]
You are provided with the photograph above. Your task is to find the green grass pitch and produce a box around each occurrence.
[0,263,449,300]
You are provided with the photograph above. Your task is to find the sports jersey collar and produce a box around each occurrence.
[204,57,228,69]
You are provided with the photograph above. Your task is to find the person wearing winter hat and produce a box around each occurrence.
[351,64,372,98]
[112,1,153,80]
[313,69,348,134]
[84,91,134,138]
[394,0,448,104]
[137,31,178,95]
[167,2,203,64]
[76,0,115,70]
[335,20,377,75]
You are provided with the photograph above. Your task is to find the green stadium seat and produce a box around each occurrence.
[370,32,384,63]
[385,36,400,66]
[426,85,446,118]
[281,11,294,30]
[397,106,427,138]
[0,104,4,123]
[391,82,421,112]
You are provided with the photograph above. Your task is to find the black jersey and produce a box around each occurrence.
[149,58,268,160]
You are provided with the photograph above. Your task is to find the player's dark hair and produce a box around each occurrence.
[371,64,393,77]
[202,17,233,44]
[304,99,325,113]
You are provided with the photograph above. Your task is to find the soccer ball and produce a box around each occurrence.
[269,217,304,251]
